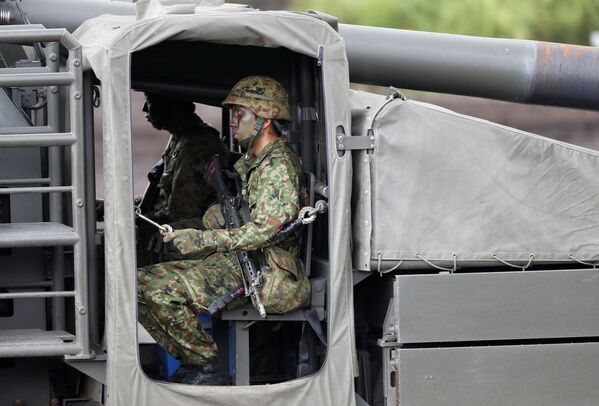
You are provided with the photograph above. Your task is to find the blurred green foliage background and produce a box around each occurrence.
[290,0,599,45]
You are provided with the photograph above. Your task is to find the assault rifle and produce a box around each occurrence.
[204,154,267,318]
[138,158,164,213]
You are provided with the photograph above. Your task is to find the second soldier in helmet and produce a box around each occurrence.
[137,93,229,265]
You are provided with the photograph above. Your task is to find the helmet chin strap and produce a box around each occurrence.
[239,117,265,151]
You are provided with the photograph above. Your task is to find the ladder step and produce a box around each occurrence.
[0,329,80,358]
[0,186,73,194]
[0,71,75,87]
[0,222,79,248]
[0,178,51,187]
[0,132,76,147]
[0,290,75,300]
[0,126,53,135]
[0,67,51,75]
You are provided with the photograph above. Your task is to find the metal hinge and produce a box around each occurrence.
[300,107,318,122]
[336,131,375,151]
[377,331,399,348]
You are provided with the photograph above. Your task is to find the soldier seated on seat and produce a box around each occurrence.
[136,93,229,265]
[137,76,311,385]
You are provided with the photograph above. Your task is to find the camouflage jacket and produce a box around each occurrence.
[204,137,310,313]
[152,115,228,223]
[208,137,304,252]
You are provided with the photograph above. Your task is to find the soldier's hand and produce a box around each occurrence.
[202,204,226,230]
[163,228,215,255]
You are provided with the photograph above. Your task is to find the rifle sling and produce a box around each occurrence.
[207,284,246,315]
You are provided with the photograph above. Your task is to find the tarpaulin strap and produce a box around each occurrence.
[416,253,457,273]
[569,254,598,269]
[492,253,534,271]
[303,307,327,346]
[376,252,403,277]
[296,322,312,378]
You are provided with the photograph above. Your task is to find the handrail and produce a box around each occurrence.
[0,27,80,49]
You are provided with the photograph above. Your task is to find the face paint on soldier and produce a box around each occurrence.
[230,105,257,151]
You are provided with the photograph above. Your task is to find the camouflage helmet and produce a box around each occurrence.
[222,75,291,121]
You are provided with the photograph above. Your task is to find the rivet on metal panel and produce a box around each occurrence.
[78,306,86,314]
[50,86,58,94]
[73,59,81,67]
[338,143,344,149]
[76,199,84,207]
[74,92,81,100]
[49,53,58,62]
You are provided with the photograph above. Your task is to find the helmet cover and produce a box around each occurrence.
[223,75,291,121]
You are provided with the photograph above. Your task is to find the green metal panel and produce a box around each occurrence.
[399,343,599,406]
[396,270,599,343]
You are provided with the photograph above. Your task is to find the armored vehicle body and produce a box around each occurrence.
[1,1,599,405]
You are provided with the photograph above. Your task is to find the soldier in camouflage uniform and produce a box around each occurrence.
[137,93,229,264]
[137,76,311,385]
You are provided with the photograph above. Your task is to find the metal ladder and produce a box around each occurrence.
[0,25,91,359]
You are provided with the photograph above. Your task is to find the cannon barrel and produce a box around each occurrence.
[341,24,599,110]
[10,1,599,110]
[12,0,134,33]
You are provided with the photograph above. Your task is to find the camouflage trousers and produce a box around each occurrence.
[137,252,247,366]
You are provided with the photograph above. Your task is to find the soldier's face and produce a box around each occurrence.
[230,105,257,149]
[142,96,167,130]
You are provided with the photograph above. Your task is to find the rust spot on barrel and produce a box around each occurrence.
[559,43,583,59]
[531,41,599,109]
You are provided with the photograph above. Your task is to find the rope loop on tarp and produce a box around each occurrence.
[376,252,403,277]
[492,253,534,271]
[415,253,457,273]
[569,253,598,269]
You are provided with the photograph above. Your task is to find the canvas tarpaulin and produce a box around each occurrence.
[351,90,599,271]
[74,2,356,405]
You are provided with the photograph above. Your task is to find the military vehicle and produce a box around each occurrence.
[1,0,599,405]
